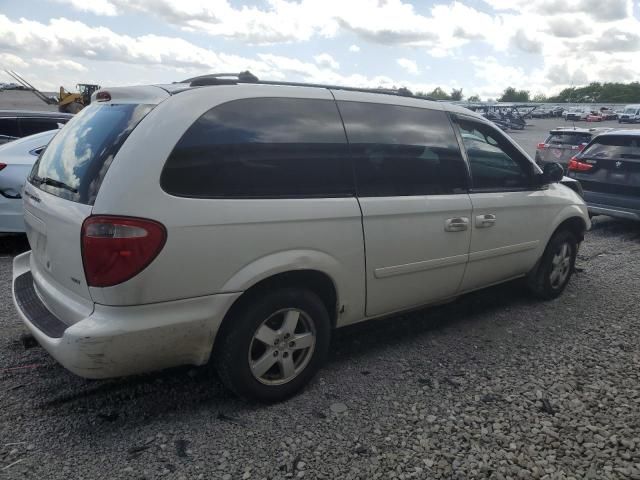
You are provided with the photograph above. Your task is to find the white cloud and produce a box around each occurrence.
[6,1,640,97]
[313,53,339,70]
[0,52,29,69]
[55,0,504,54]
[0,14,432,93]
[56,0,118,15]
[397,58,419,75]
[483,0,632,21]
[32,58,88,72]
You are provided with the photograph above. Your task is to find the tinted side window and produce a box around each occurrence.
[0,118,20,138]
[20,118,61,137]
[338,101,468,196]
[162,98,353,198]
[458,119,532,190]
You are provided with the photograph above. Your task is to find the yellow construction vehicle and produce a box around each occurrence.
[5,70,100,114]
[57,84,101,113]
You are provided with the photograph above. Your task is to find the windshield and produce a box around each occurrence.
[29,103,153,205]
[624,108,638,114]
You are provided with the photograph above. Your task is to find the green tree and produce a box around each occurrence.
[450,88,464,101]
[426,87,451,100]
[498,86,530,102]
[548,82,640,103]
[467,94,481,102]
[533,93,547,102]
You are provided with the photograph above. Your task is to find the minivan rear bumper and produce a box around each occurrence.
[12,251,241,378]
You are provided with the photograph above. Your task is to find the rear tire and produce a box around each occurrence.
[214,288,331,403]
[528,229,578,300]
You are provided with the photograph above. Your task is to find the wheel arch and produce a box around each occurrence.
[213,268,339,356]
[529,208,588,276]
[551,213,589,243]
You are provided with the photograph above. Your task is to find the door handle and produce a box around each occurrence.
[445,217,469,232]
[476,214,496,228]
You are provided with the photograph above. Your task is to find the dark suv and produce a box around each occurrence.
[0,110,73,145]
[567,130,640,220]
[535,127,609,169]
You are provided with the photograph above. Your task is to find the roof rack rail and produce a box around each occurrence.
[179,71,437,101]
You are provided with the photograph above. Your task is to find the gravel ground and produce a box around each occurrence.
[2,108,640,479]
[2,219,640,479]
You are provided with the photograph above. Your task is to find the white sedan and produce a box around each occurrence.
[0,130,57,232]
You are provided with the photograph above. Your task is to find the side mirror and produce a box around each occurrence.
[540,162,564,184]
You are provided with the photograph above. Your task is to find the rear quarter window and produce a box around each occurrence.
[161,97,353,198]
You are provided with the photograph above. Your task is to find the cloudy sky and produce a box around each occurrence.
[0,0,639,99]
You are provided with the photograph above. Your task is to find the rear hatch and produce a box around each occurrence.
[537,130,592,166]
[569,134,640,209]
[23,94,159,322]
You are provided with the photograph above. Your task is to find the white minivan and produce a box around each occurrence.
[12,75,590,402]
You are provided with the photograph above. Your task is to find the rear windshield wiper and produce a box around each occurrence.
[33,176,78,193]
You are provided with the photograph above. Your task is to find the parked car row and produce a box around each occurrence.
[561,105,639,123]
[536,125,640,221]
[10,78,589,402]
[530,106,564,118]
[0,82,31,91]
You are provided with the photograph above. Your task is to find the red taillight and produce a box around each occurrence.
[0,162,6,171]
[81,216,166,287]
[537,143,547,149]
[567,157,593,172]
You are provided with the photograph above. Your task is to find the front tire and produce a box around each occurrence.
[215,288,331,403]
[528,230,578,300]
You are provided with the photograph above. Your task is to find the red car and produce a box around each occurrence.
[586,113,603,122]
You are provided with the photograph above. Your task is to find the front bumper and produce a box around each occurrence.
[12,251,242,378]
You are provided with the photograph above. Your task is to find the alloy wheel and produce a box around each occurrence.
[550,242,572,289]
[248,308,316,386]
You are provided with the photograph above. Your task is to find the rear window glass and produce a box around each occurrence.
[547,132,592,146]
[30,103,153,205]
[583,135,640,159]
